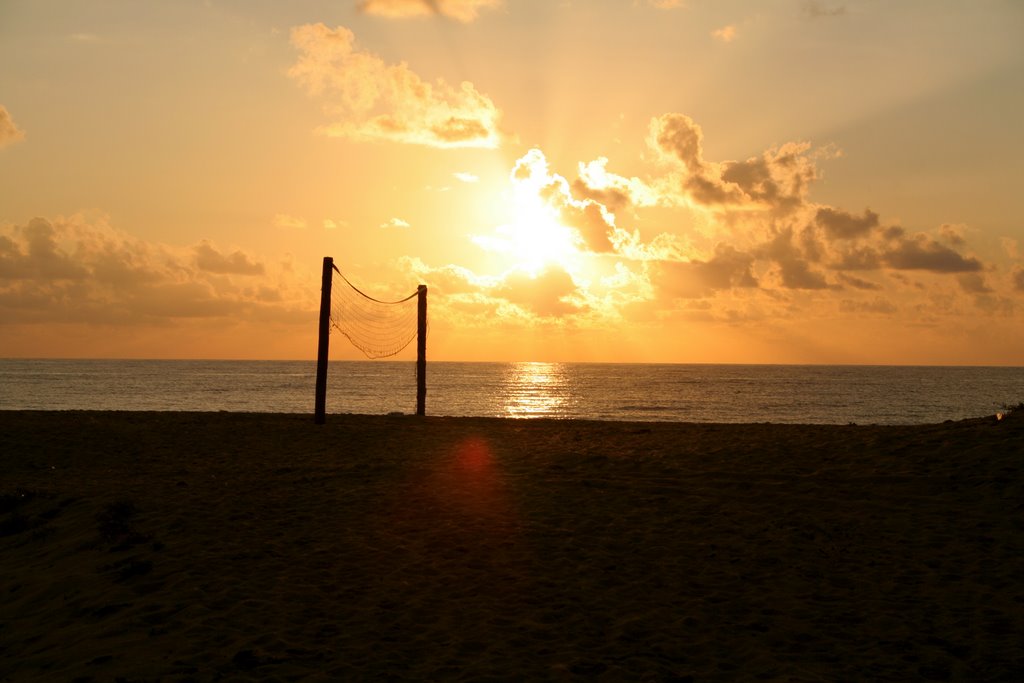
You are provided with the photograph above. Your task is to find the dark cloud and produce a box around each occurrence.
[778,259,830,289]
[653,245,758,299]
[570,178,632,214]
[720,144,817,214]
[0,217,301,326]
[957,273,992,294]
[883,234,983,273]
[685,174,743,206]
[801,0,846,19]
[838,297,897,315]
[650,114,816,213]
[1014,266,1024,292]
[194,242,264,276]
[815,207,879,240]
[0,218,87,280]
[837,273,882,291]
[762,228,832,289]
[651,113,706,173]
[832,246,882,271]
[572,157,657,213]
[559,201,616,253]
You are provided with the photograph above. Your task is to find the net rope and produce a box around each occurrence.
[329,265,420,359]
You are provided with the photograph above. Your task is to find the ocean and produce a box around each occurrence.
[1,359,1022,424]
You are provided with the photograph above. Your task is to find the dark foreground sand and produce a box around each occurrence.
[1,411,1022,681]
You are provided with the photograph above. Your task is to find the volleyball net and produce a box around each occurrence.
[315,257,427,422]
[330,265,421,359]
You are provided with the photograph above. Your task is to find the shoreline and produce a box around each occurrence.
[0,407,1012,425]
[2,411,1022,680]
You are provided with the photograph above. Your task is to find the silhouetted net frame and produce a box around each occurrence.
[314,257,427,423]
[329,265,421,359]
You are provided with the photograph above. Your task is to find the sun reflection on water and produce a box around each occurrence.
[502,362,571,418]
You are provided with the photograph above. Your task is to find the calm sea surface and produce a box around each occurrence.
[1,359,1023,424]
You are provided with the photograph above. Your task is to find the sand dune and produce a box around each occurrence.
[2,411,1022,681]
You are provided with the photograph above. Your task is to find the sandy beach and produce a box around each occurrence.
[1,410,1021,681]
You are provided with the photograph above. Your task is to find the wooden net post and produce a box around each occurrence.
[416,284,427,416]
[314,256,333,424]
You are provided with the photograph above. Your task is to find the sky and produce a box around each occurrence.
[1,0,1023,364]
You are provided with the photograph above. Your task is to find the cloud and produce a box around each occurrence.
[493,267,583,318]
[815,207,879,240]
[573,157,658,212]
[801,1,846,19]
[0,216,308,327]
[0,218,87,280]
[635,113,990,291]
[837,273,881,291]
[649,113,707,175]
[882,233,983,273]
[1001,238,1019,259]
[1013,266,1024,292]
[0,106,25,149]
[323,218,348,230]
[358,0,501,23]
[648,114,819,214]
[758,228,834,290]
[381,217,411,229]
[289,23,502,149]
[957,273,992,294]
[838,297,897,315]
[508,148,618,253]
[401,257,495,296]
[454,172,479,183]
[645,0,684,8]
[274,214,307,229]
[194,241,264,276]
[719,143,818,213]
[403,110,1014,342]
[402,258,584,323]
[712,25,737,43]
[938,223,968,247]
[650,244,759,299]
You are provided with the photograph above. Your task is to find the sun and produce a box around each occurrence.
[471,148,587,275]
[499,191,580,274]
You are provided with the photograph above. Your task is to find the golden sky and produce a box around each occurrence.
[1,0,1023,363]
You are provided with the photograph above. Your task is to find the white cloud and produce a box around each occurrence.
[381,217,411,229]
[454,172,480,183]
